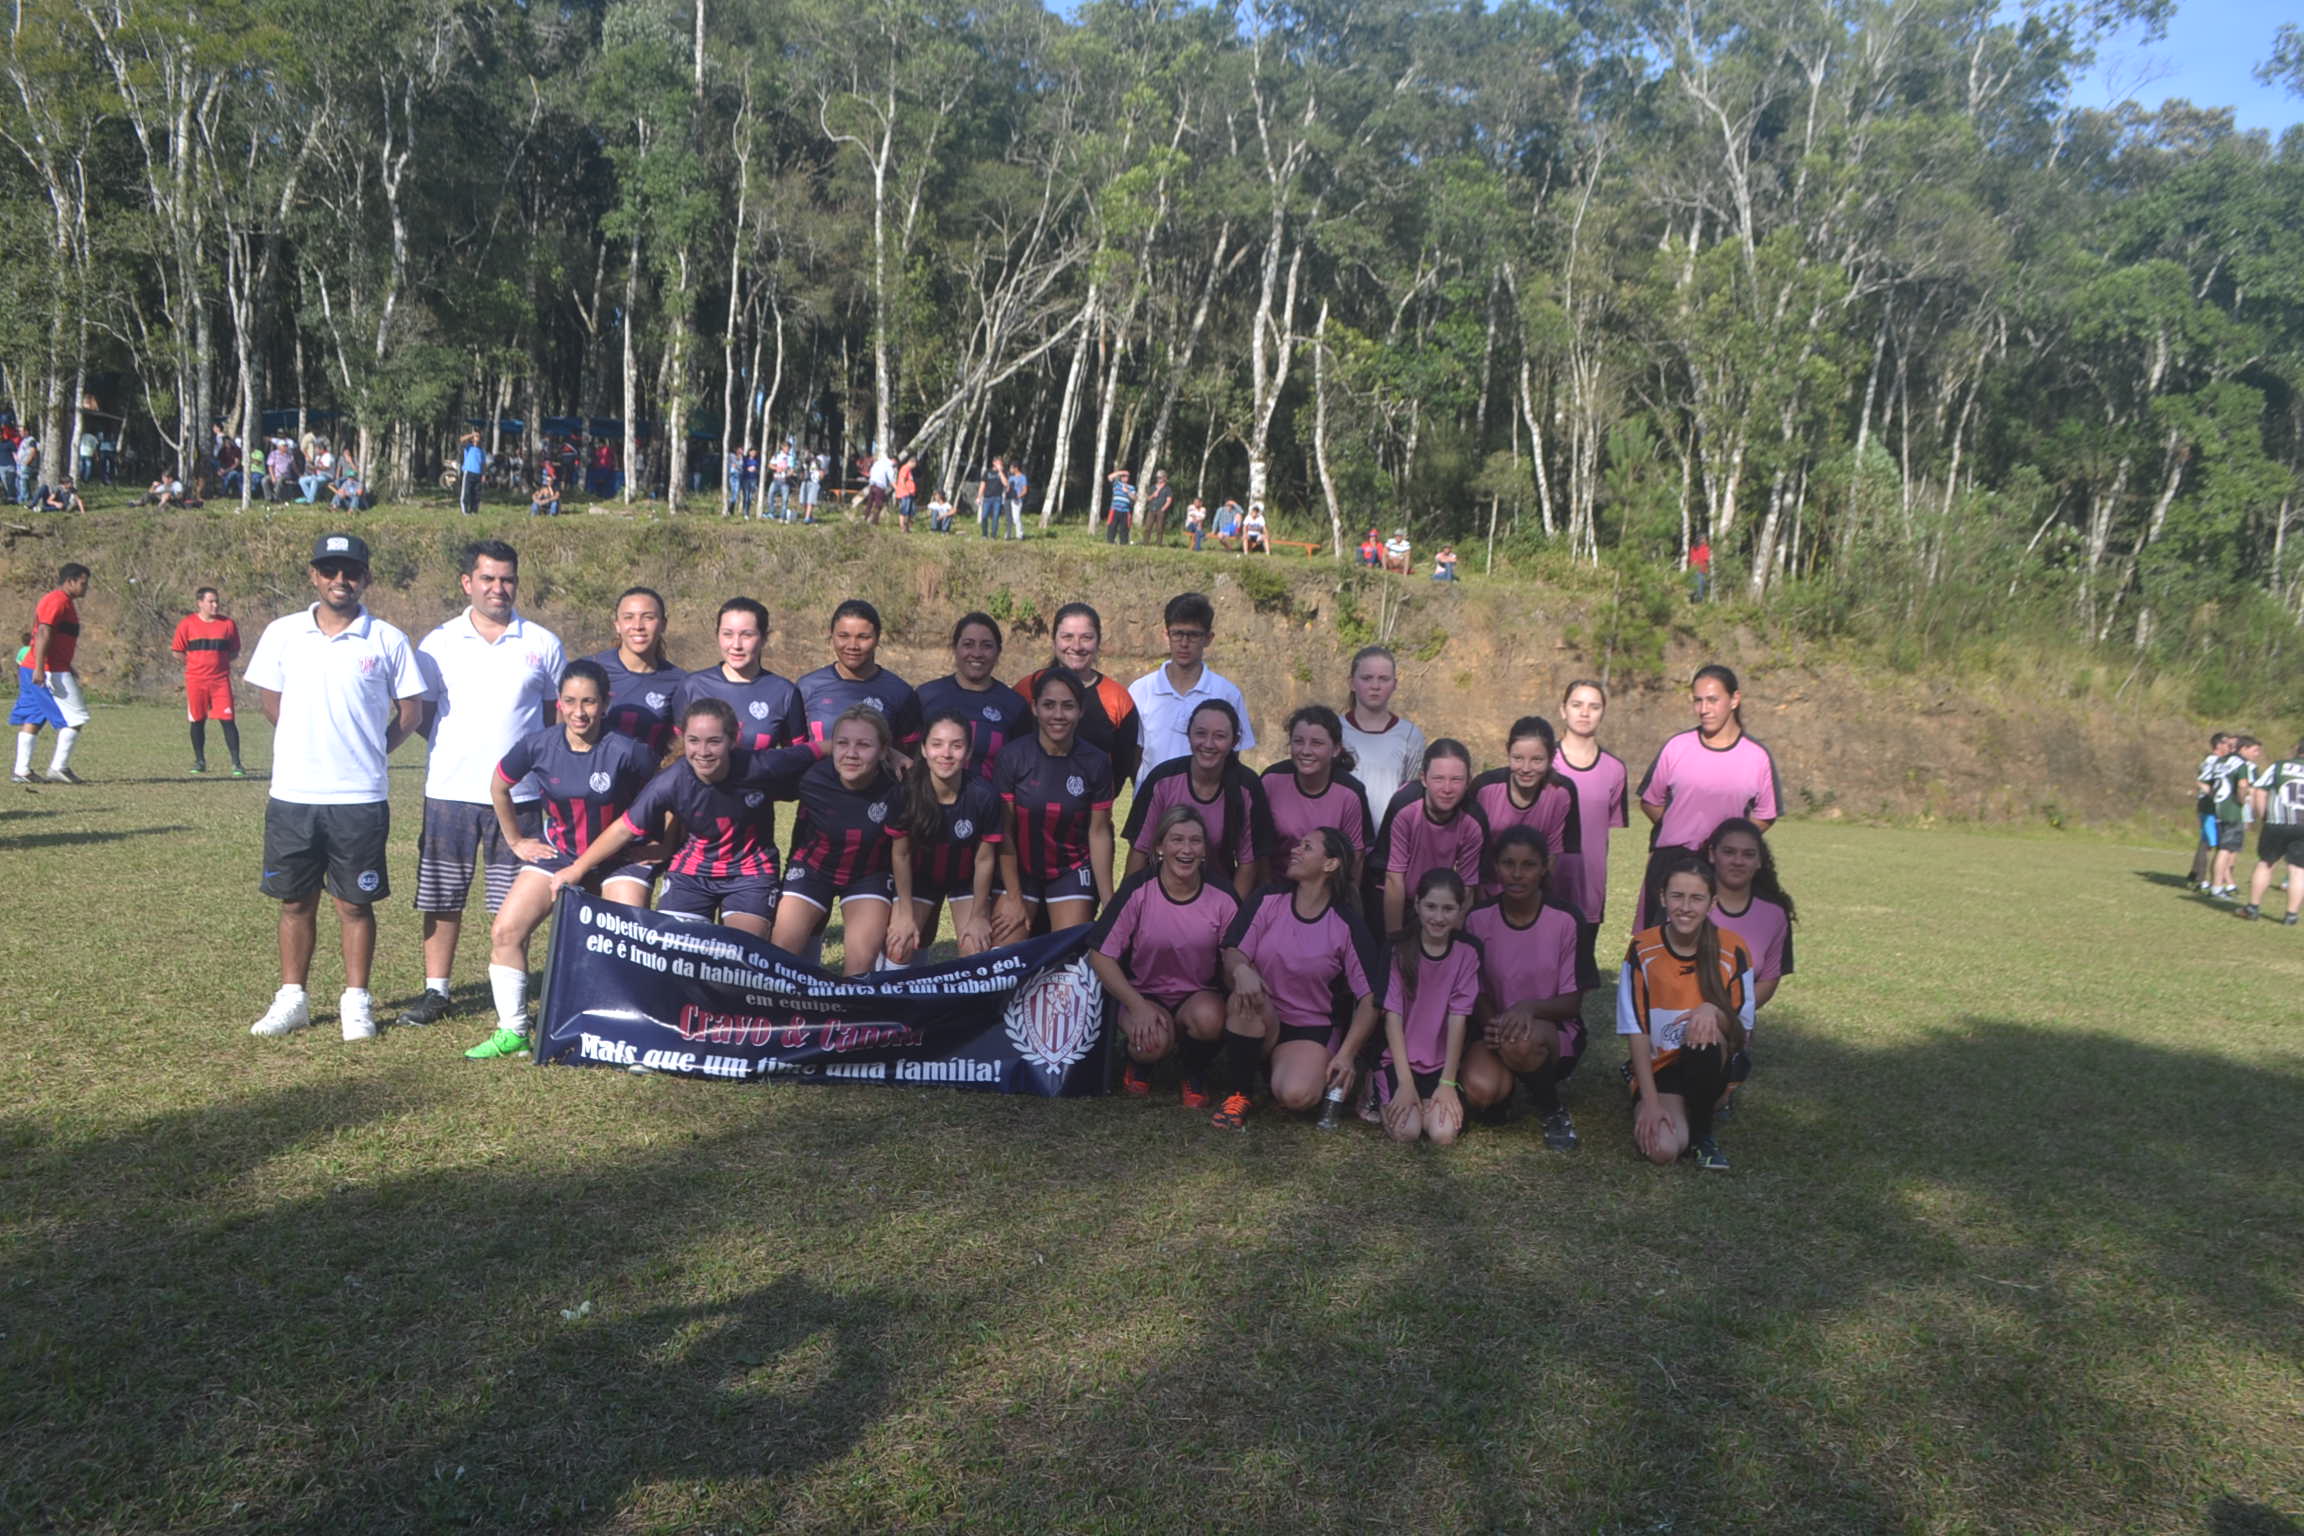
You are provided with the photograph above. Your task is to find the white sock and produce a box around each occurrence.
[48,726,77,773]
[277,982,308,1000]
[341,986,371,1006]
[488,964,528,1031]
[425,976,450,997]
[13,732,33,775]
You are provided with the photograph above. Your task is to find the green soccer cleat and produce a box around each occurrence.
[464,1027,531,1060]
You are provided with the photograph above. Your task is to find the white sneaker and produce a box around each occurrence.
[340,990,377,1042]
[250,986,311,1038]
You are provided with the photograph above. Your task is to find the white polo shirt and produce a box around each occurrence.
[416,609,565,805]
[244,605,429,806]
[1127,663,1256,775]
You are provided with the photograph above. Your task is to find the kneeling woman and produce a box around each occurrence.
[472,659,661,1060]
[550,697,806,938]
[1087,806,1240,1106]
[1464,828,1588,1150]
[896,710,1006,956]
[1619,855,1754,1171]
[769,704,914,974]
[993,667,1117,939]
[1215,827,1382,1131]
[1378,868,1510,1145]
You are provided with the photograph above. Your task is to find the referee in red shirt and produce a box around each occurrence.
[171,586,245,776]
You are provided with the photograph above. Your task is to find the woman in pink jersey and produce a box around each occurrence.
[1553,678,1628,981]
[1258,704,1375,885]
[1469,715,1581,896]
[1121,698,1270,898]
[1702,817,1796,1121]
[1636,663,1781,928]
[1466,827,1589,1151]
[1377,739,1485,934]
[1089,806,1240,1108]
[1215,827,1382,1132]
[1377,868,1504,1145]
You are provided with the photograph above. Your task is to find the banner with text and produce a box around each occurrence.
[535,890,1111,1095]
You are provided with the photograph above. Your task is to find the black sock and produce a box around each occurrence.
[1518,1059,1560,1116]
[220,721,242,764]
[189,721,206,762]
[1680,1046,1728,1141]
[1223,1030,1262,1095]
[1176,1033,1221,1078]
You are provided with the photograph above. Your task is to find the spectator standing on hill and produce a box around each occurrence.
[458,432,487,515]
[799,452,825,522]
[1105,468,1135,546]
[1129,591,1256,774]
[172,585,245,776]
[15,430,39,504]
[766,440,794,520]
[1689,538,1712,601]
[978,455,1007,539]
[245,533,428,1043]
[76,425,96,485]
[397,541,565,1029]
[12,562,93,784]
[863,445,897,526]
[1141,470,1175,545]
[895,454,918,531]
[1006,459,1030,538]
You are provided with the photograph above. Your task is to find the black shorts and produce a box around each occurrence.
[2259,825,2304,867]
[910,875,979,907]
[780,864,896,912]
[519,851,658,892]
[261,799,391,904]
[1649,1046,1732,1101]
[414,798,540,914]
[660,870,779,922]
[1374,1065,1445,1106]
[1016,865,1097,907]
[1574,918,1603,989]
[2215,818,2246,853]
[1275,1021,1336,1051]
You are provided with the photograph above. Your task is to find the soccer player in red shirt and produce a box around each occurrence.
[171,586,245,775]
[13,562,90,783]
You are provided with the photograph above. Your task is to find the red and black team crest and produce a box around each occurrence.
[1002,957,1102,1072]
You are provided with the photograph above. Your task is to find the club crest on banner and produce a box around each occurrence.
[1003,958,1102,1072]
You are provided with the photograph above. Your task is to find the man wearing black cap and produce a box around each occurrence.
[242,533,429,1043]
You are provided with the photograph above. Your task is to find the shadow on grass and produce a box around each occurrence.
[0,822,192,851]
[2134,869,2202,890]
[2,1021,2299,1531]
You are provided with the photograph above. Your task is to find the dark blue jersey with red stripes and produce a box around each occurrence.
[671,667,807,753]
[916,674,1030,776]
[621,745,814,879]
[785,757,904,891]
[586,650,685,753]
[908,774,1006,892]
[994,733,1115,878]
[496,726,658,857]
[797,663,923,747]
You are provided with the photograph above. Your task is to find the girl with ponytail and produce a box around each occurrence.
[1618,854,1754,1171]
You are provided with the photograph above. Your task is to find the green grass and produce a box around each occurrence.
[3,705,2302,1533]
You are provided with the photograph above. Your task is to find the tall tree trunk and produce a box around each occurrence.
[1311,302,1345,558]
[622,233,640,505]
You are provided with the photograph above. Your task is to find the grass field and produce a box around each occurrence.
[3,704,2301,1534]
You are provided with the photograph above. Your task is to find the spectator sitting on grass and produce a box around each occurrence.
[36,478,85,514]
[142,470,189,508]
[1383,529,1412,573]
[530,479,560,517]
[330,460,367,512]
[1243,502,1271,555]
[1360,528,1381,566]
[1431,545,1458,582]
[927,487,954,533]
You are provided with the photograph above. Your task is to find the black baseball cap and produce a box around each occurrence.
[310,532,372,568]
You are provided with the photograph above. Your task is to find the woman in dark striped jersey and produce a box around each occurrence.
[992,667,1116,938]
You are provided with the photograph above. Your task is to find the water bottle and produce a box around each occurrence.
[1315,1083,1348,1130]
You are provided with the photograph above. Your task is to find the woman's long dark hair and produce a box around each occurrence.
[901,709,975,837]
[1301,825,1360,916]
[1705,816,1796,923]
[1184,698,1255,860]
[1390,866,1467,1000]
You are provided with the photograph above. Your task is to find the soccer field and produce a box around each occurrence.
[3,704,2300,1533]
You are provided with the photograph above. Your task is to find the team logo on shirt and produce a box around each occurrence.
[868,800,888,824]
[861,696,886,713]
[748,700,771,720]
[981,704,1000,721]
[1003,957,1102,1073]
[356,656,378,676]
[588,770,613,794]
[744,791,765,808]
[646,691,668,710]
[356,870,381,893]
[952,818,974,840]
[1066,775,1085,797]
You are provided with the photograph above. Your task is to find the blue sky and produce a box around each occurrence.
[2070,0,2301,133]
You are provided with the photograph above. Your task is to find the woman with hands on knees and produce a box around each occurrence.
[1212,827,1382,1133]
[766,704,913,974]
[1376,868,1508,1146]
[1086,806,1239,1108]
[895,710,1006,958]
[992,667,1116,941]
[1620,854,1754,1172]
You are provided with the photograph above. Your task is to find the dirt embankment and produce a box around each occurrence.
[0,510,2204,829]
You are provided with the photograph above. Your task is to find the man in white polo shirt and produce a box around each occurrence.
[396,540,564,1027]
[245,533,429,1042]
[1127,590,1256,774]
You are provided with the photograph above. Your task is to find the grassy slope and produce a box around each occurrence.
[1,707,2300,1533]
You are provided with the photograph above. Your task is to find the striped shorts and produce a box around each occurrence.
[414,797,541,914]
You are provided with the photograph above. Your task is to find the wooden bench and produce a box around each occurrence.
[1266,538,1321,558]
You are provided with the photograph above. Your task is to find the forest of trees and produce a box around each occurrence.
[3,0,2301,666]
